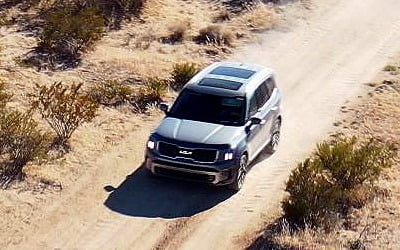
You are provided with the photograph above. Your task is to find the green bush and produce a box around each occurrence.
[282,159,340,229]
[315,137,394,190]
[143,77,167,99]
[39,6,105,60]
[171,62,199,91]
[88,80,133,106]
[30,82,99,148]
[0,110,50,187]
[196,24,234,46]
[282,136,395,229]
[132,78,167,112]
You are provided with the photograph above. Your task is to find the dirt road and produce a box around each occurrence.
[12,0,400,249]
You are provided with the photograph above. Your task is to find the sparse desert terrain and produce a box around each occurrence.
[1,0,400,249]
[245,57,400,250]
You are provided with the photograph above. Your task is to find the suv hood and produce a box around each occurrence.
[155,117,243,145]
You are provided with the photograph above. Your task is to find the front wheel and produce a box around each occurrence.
[228,154,248,191]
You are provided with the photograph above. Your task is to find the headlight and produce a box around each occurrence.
[147,140,156,150]
[224,152,234,160]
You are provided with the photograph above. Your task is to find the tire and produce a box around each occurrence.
[266,119,281,154]
[228,154,248,191]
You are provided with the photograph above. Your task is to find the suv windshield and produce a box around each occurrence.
[169,89,246,126]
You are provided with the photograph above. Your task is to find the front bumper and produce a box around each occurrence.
[145,151,239,186]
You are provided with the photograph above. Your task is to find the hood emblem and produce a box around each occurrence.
[179,150,193,155]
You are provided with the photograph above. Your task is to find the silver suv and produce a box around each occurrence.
[145,62,282,190]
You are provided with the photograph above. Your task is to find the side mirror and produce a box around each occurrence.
[250,117,262,125]
[159,102,169,114]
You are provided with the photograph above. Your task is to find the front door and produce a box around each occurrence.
[246,93,263,159]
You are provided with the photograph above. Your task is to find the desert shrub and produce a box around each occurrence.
[223,0,279,12]
[86,0,146,28]
[282,159,341,229]
[167,21,190,43]
[0,80,11,110]
[0,80,12,154]
[170,62,199,91]
[196,24,234,46]
[30,82,98,148]
[383,64,398,72]
[39,6,105,62]
[282,136,395,229]
[240,4,276,30]
[213,10,231,23]
[143,77,167,99]
[132,78,167,112]
[38,0,146,29]
[315,137,394,190]
[0,13,12,26]
[0,110,50,187]
[88,80,133,106]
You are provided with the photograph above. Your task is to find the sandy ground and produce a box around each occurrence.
[246,49,400,250]
[4,0,400,249]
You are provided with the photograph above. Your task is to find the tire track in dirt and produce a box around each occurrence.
[171,1,400,249]
[11,0,400,249]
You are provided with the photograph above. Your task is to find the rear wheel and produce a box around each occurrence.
[266,119,281,154]
[228,154,248,191]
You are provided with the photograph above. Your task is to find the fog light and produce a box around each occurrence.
[224,152,234,160]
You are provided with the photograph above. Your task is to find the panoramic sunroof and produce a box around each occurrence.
[198,78,243,90]
[210,66,256,79]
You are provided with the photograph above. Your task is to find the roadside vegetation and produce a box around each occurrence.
[2,0,276,72]
[0,81,50,187]
[248,62,400,249]
[0,0,282,247]
[170,62,199,91]
[30,82,99,150]
[283,136,395,229]
[36,6,105,68]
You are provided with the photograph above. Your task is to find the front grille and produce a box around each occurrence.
[158,142,218,163]
[158,142,179,157]
[154,167,216,183]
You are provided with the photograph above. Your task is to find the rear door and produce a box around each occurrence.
[265,77,280,120]
[259,77,280,144]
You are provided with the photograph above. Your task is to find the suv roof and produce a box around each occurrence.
[185,62,274,97]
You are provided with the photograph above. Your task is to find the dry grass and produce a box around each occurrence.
[0,0,279,247]
[213,10,231,23]
[167,20,191,43]
[197,24,235,46]
[237,4,277,31]
[81,0,277,80]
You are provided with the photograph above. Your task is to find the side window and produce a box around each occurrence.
[265,77,276,97]
[248,94,258,117]
[255,82,269,108]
